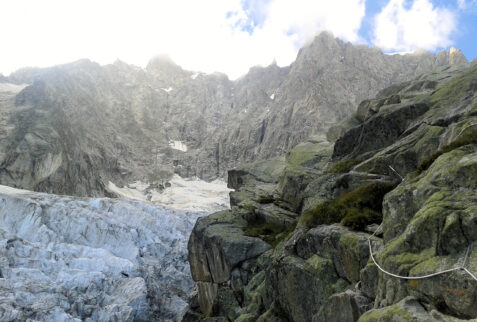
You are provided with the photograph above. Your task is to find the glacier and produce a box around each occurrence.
[0,184,217,321]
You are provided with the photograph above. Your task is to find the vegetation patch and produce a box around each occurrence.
[239,202,257,212]
[299,182,395,231]
[430,64,477,108]
[341,208,382,231]
[359,305,414,322]
[243,221,297,248]
[255,195,276,204]
[326,159,363,173]
[199,306,213,321]
[417,125,477,174]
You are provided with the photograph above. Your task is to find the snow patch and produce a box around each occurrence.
[191,73,200,79]
[108,174,232,213]
[160,87,173,92]
[151,175,233,212]
[0,83,29,94]
[270,93,275,100]
[169,140,188,152]
[108,181,148,201]
[384,51,414,56]
[0,185,30,195]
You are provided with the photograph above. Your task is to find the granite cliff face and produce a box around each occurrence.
[186,62,477,321]
[0,32,468,197]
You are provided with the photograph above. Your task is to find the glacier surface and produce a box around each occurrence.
[0,184,209,321]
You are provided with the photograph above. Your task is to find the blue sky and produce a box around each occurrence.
[0,0,476,79]
[233,0,477,61]
[360,0,477,60]
[449,5,477,61]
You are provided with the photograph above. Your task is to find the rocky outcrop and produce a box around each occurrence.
[188,210,270,314]
[0,33,468,197]
[186,63,477,321]
[358,296,469,322]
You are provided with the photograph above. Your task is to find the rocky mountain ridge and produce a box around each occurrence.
[185,62,477,321]
[0,32,469,197]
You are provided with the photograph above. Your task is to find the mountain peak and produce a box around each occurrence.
[437,47,468,66]
[314,30,335,41]
[147,54,177,67]
[449,47,468,65]
[146,54,185,79]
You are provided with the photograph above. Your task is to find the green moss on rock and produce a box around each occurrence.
[417,124,477,174]
[285,140,332,169]
[326,159,363,173]
[383,248,435,275]
[429,64,477,109]
[359,305,414,322]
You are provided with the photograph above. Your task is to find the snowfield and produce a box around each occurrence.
[168,140,188,152]
[108,175,232,212]
[0,184,215,321]
[160,87,173,93]
[0,83,29,94]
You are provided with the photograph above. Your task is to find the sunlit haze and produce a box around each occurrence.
[0,0,476,79]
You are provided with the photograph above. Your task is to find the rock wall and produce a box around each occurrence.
[186,63,477,321]
[0,32,468,197]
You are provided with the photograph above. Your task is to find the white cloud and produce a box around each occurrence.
[373,0,456,52]
[0,0,366,79]
[457,0,477,9]
[264,0,366,43]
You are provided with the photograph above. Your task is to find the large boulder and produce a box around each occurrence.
[358,296,467,322]
[374,145,477,318]
[293,224,374,284]
[188,210,270,312]
[333,102,430,159]
[316,289,373,322]
[264,254,347,322]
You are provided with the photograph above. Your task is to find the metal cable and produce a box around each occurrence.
[368,224,476,282]
[365,166,477,282]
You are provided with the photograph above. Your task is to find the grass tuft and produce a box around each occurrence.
[299,182,395,231]
[255,195,276,204]
[326,159,363,173]
[243,221,297,248]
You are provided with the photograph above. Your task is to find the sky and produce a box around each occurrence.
[0,0,476,79]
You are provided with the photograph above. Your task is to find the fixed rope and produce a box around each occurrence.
[388,165,404,181]
[368,224,477,282]
[366,166,477,282]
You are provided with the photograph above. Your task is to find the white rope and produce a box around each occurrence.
[368,224,477,282]
[366,165,477,282]
[456,122,477,138]
[464,268,477,282]
[462,242,472,268]
[388,166,404,182]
